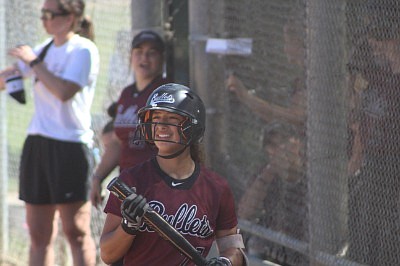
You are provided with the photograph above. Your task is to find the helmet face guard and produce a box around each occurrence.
[134,83,206,159]
[138,111,197,146]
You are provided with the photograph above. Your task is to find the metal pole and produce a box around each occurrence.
[131,0,164,34]
[0,0,9,256]
[306,0,348,264]
[188,0,213,164]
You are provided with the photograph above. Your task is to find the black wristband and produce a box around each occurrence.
[29,58,42,68]
[121,218,139,235]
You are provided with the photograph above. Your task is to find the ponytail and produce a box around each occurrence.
[77,15,95,41]
[57,0,94,41]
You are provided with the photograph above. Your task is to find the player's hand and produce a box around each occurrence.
[90,177,103,208]
[120,191,148,235]
[206,257,232,266]
[225,74,240,92]
[225,74,249,99]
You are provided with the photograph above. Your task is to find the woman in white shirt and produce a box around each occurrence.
[0,0,99,265]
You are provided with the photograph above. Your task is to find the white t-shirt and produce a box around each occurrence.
[18,35,100,146]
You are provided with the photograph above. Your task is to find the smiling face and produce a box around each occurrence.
[131,41,164,83]
[151,110,188,157]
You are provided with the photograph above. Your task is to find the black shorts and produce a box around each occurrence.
[19,135,94,204]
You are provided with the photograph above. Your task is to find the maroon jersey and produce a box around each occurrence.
[114,76,168,170]
[104,159,238,266]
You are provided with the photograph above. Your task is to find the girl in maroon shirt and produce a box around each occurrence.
[100,84,246,266]
[90,30,170,208]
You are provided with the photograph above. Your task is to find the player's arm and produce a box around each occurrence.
[209,227,248,266]
[347,73,366,176]
[91,131,121,208]
[226,74,304,126]
[100,213,136,264]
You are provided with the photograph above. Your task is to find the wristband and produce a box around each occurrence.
[121,217,139,235]
[218,257,232,266]
[29,58,42,68]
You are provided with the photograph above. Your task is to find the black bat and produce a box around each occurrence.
[107,177,208,266]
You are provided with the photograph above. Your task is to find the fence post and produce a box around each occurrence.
[306,0,348,263]
[0,0,9,258]
[131,0,164,33]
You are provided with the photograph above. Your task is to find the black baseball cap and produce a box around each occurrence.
[131,30,165,52]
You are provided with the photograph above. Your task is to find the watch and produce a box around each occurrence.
[29,58,42,68]
[218,257,233,266]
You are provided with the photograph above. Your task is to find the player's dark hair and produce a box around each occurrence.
[107,102,118,118]
[190,144,205,164]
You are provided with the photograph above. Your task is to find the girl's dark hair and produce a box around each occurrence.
[57,0,95,41]
[190,143,205,164]
[107,102,118,118]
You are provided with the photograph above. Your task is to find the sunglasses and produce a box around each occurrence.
[41,9,70,20]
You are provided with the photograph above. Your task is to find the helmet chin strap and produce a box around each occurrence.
[157,144,189,159]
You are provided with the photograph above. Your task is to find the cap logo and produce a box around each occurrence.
[150,93,175,106]
[140,33,156,40]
